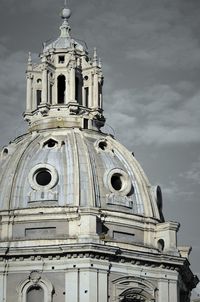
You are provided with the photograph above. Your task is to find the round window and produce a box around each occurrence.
[35,169,52,186]
[111,174,123,191]
[105,168,132,196]
[98,141,107,151]
[28,164,58,191]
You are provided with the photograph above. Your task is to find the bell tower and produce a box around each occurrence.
[24,6,104,132]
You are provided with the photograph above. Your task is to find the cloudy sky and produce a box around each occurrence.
[0,0,200,296]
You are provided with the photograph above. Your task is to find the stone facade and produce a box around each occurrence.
[0,5,198,302]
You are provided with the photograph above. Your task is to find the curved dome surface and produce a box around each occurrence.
[43,36,85,52]
[0,129,162,221]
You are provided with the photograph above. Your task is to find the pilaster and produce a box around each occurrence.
[70,62,76,102]
[158,279,169,302]
[42,65,48,104]
[26,73,32,111]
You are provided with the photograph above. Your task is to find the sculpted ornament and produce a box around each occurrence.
[29,271,41,284]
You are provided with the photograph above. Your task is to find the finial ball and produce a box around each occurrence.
[61,8,72,19]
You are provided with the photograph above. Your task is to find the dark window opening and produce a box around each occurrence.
[3,148,8,156]
[27,286,44,302]
[75,76,82,105]
[157,239,165,252]
[83,119,88,129]
[37,90,42,106]
[35,169,52,186]
[50,84,53,104]
[58,55,65,63]
[43,139,58,148]
[84,87,89,107]
[75,76,79,102]
[111,173,123,191]
[98,141,107,150]
[57,75,66,104]
[98,82,102,107]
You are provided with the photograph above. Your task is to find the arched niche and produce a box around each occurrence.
[119,288,154,302]
[27,285,44,302]
[17,271,54,302]
[112,276,156,302]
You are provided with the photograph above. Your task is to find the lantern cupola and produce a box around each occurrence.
[24,5,104,132]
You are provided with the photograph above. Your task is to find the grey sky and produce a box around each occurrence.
[0,0,200,297]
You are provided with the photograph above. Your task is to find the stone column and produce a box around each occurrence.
[48,72,51,104]
[93,73,99,108]
[82,85,86,107]
[70,65,76,102]
[53,74,57,105]
[89,74,93,108]
[99,90,103,109]
[26,74,32,111]
[65,72,69,104]
[42,67,48,104]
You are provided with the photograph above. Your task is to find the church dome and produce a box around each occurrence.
[0,128,163,221]
[43,35,85,52]
[0,6,197,302]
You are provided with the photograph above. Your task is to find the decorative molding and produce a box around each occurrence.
[17,271,54,302]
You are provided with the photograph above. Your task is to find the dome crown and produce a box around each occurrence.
[43,6,84,53]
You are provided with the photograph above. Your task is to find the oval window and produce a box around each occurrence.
[111,174,123,191]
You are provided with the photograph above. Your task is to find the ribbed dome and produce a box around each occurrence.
[43,10,85,53]
[0,128,163,221]
[43,36,85,52]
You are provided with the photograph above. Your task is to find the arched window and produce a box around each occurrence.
[50,84,53,104]
[17,271,54,302]
[114,277,155,302]
[27,285,44,302]
[84,87,89,107]
[98,82,102,108]
[37,90,42,106]
[157,238,165,252]
[57,75,66,104]
[75,75,82,105]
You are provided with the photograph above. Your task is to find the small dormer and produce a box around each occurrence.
[24,6,105,132]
